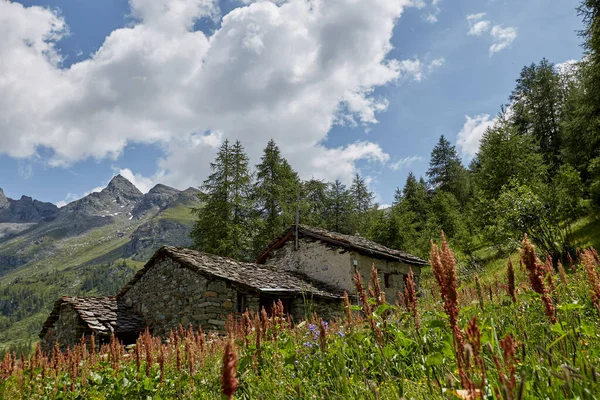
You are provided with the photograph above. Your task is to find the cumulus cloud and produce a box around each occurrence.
[489,25,517,55]
[422,0,441,23]
[0,0,429,187]
[456,114,496,159]
[389,155,423,170]
[466,12,517,55]
[118,168,155,193]
[427,57,445,72]
[467,13,490,36]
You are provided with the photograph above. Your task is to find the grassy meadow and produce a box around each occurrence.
[1,234,600,399]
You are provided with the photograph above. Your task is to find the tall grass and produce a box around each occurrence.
[1,235,600,399]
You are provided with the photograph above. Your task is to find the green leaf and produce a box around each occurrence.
[426,352,444,366]
[374,303,393,316]
[557,302,583,311]
[428,319,446,329]
[551,322,565,335]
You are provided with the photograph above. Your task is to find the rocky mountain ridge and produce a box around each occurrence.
[0,174,201,270]
[0,175,201,348]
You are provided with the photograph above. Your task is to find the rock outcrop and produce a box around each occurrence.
[0,190,59,223]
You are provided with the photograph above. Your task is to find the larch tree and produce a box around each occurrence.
[426,135,468,202]
[191,140,254,260]
[253,139,300,252]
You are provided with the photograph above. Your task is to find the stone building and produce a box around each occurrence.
[39,296,145,352]
[40,246,344,350]
[257,225,428,303]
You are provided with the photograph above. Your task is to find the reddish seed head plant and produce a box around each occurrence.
[520,235,556,323]
[582,249,600,314]
[404,268,420,331]
[557,261,568,286]
[343,291,353,323]
[430,232,467,388]
[371,264,385,306]
[221,339,239,400]
[507,259,516,303]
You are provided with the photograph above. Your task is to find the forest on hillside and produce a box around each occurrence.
[191,2,600,268]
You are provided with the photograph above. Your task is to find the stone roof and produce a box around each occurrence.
[117,246,345,300]
[257,225,428,266]
[39,296,145,338]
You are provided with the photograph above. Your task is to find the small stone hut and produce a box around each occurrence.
[257,225,428,303]
[39,296,145,352]
[40,246,344,350]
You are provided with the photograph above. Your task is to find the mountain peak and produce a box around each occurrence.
[105,174,143,197]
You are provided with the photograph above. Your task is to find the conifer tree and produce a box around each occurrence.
[191,140,254,260]
[324,179,352,234]
[349,173,375,235]
[300,179,329,227]
[427,135,468,201]
[253,139,300,251]
[509,58,564,173]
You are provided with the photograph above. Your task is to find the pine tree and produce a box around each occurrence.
[300,179,329,227]
[324,179,352,234]
[426,135,468,201]
[509,58,564,173]
[402,172,430,222]
[253,139,300,251]
[349,173,375,235]
[191,140,254,260]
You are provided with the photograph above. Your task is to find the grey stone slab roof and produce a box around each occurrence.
[117,246,345,300]
[257,225,428,266]
[39,296,145,338]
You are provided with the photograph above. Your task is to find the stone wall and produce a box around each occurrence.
[40,305,90,353]
[353,252,421,304]
[290,295,343,322]
[121,257,255,335]
[264,238,354,291]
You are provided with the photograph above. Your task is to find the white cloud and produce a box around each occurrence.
[389,155,423,170]
[117,168,155,193]
[427,57,445,72]
[56,185,104,207]
[0,0,430,188]
[466,13,516,55]
[556,59,579,76]
[18,163,33,180]
[467,13,490,36]
[456,114,496,158]
[489,25,517,55]
[422,0,441,23]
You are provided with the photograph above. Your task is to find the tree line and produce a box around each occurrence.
[192,1,600,265]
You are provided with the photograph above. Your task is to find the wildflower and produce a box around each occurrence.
[507,259,516,303]
[475,274,485,310]
[465,316,485,392]
[520,235,556,323]
[567,252,575,272]
[557,261,568,286]
[343,291,353,323]
[319,319,327,352]
[158,345,165,384]
[430,233,466,387]
[221,339,239,400]
[371,264,385,305]
[493,334,517,400]
[582,249,600,315]
[404,267,420,331]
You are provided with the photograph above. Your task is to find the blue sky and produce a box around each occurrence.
[0,0,583,206]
